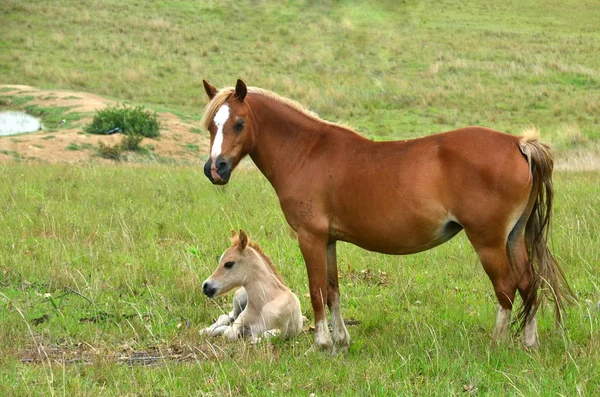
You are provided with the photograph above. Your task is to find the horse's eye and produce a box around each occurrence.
[234,119,245,132]
[224,261,235,269]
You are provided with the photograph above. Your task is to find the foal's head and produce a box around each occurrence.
[201,79,256,185]
[202,229,279,299]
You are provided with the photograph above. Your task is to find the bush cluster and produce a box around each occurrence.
[85,104,161,138]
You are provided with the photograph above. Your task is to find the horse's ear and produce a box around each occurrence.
[234,79,247,102]
[203,80,218,100]
[239,229,248,249]
[231,229,239,238]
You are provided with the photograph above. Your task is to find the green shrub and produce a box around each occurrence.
[85,104,161,138]
[120,133,144,151]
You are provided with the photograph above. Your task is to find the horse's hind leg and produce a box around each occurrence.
[508,236,539,348]
[481,246,518,344]
[327,241,350,354]
[467,233,519,344]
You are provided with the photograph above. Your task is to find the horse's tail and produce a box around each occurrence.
[517,127,574,326]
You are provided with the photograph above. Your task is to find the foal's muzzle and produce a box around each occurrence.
[202,280,218,299]
[204,155,231,185]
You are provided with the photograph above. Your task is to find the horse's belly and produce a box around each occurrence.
[333,216,463,255]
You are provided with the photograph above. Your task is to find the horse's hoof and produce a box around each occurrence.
[523,339,540,350]
[332,330,350,355]
[332,343,349,356]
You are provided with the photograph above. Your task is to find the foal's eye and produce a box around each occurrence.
[224,261,235,269]
[233,119,245,132]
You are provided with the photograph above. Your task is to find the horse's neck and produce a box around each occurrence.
[247,95,331,191]
[243,254,287,307]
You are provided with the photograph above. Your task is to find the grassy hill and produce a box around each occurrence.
[2,0,599,145]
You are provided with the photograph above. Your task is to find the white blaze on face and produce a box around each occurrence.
[211,104,230,159]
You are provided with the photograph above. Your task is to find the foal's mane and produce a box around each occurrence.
[202,86,357,134]
[230,234,284,283]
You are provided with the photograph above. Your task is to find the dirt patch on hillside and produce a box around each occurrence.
[1,85,597,170]
[0,85,209,164]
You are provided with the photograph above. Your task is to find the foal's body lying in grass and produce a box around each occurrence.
[202,230,303,342]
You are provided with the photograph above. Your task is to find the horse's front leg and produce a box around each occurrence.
[327,241,350,354]
[298,233,333,352]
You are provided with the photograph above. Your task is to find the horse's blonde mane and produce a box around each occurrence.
[230,234,284,283]
[201,86,356,134]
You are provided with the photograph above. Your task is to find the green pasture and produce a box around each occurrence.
[1,0,600,395]
[0,165,598,395]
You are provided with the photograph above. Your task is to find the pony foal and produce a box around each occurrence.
[201,229,303,342]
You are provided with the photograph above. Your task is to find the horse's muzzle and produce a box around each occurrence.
[202,280,218,298]
[204,156,231,185]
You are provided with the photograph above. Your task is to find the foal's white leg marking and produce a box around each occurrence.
[523,306,539,348]
[211,104,230,159]
[330,297,350,354]
[492,305,511,343]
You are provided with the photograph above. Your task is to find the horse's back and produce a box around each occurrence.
[342,126,530,201]
[320,127,532,254]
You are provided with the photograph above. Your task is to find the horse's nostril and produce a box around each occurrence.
[203,282,216,298]
[216,159,228,171]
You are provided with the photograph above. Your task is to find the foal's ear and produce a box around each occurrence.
[238,229,248,249]
[203,80,218,99]
[234,79,247,102]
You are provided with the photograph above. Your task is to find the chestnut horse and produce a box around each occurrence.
[200,79,573,354]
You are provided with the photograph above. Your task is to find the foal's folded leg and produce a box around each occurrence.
[206,324,230,336]
[232,288,248,319]
[223,324,243,340]
[224,314,250,340]
[201,314,234,336]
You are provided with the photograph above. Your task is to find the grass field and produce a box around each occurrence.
[0,166,598,395]
[1,0,599,395]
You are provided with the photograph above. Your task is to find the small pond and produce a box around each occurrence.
[0,111,43,136]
